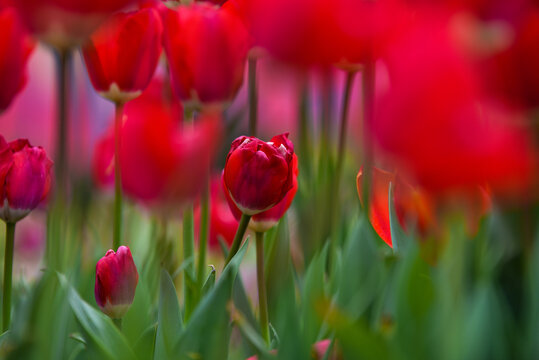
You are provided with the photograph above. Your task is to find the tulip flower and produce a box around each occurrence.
[162,3,249,109]
[0,7,34,113]
[82,7,163,104]
[9,0,138,50]
[95,246,138,319]
[223,133,295,216]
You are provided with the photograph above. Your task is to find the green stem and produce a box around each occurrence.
[196,182,210,294]
[113,318,122,331]
[248,57,258,137]
[256,232,270,345]
[335,71,356,191]
[3,222,15,331]
[54,49,71,202]
[113,102,125,251]
[183,205,195,322]
[224,214,251,267]
[361,58,376,213]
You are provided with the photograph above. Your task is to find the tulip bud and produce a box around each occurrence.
[0,136,53,223]
[95,246,138,319]
[82,8,163,103]
[223,133,295,216]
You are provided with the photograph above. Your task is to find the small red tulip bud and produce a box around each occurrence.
[94,246,139,319]
[223,133,295,216]
[0,136,53,223]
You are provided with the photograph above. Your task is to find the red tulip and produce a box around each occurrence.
[8,0,138,49]
[372,17,536,196]
[82,7,163,103]
[223,133,295,216]
[0,7,34,113]
[95,246,138,319]
[0,136,53,223]
[162,3,249,108]
[223,141,298,232]
[194,176,239,252]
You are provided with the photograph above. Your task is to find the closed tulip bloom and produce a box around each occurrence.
[95,246,138,319]
[162,3,249,108]
[82,8,163,103]
[223,136,298,232]
[9,0,137,49]
[223,133,295,216]
[0,136,53,224]
[0,7,34,113]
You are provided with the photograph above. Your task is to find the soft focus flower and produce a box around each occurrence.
[94,246,138,319]
[82,8,163,103]
[372,17,536,196]
[223,133,295,216]
[312,339,341,360]
[92,77,222,210]
[223,135,298,232]
[194,176,238,253]
[162,3,249,109]
[9,0,138,49]
[0,136,53,223]
[0,7,34,113]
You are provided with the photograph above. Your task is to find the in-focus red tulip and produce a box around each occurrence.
[223,135,298,232]
[95,246,138,319]
[0,136,53,223]
[92,77,222,210]
[194,176,239,252]
[0,7,34,113]
[162,3,249,108]
[373,17,536,196]
[8,0,138,49]
[223,133,295,216]
[82,8,163,103]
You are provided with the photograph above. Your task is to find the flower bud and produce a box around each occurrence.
[0,136,53,223]
[94,246,138,319]
[82,7,163,103]
[223,133,295,216]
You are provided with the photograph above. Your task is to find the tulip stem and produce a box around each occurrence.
[196,181,210,296]
[224,214,251,267]
[248,57,258,137]
[2,222,15,331]
[335,71,356,194]
[183,205,195,322]
[113,102,125,251]
[255,232,270,345]
[54,49,71,202]
[360,58,376,213]
[113,318,122,331]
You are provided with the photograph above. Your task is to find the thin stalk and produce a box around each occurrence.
[248,57,258,137]
[113,102,125,250]
[3,222,15,331]
[224,214,251,267]
[183,205,195,322]
[361,59,376,213]
[54,49,71,202]
[335,71,356,191]
[196,182,210,294]
[256,232,270,345]
[113,318,122,331]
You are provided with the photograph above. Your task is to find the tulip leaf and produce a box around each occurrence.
[57,273,138,360]
[154,270,183,360]
[201,265,216,297]
[388,182,407,253]
[173,240,249,359]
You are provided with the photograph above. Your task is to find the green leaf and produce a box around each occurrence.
[154,270,183,360]
[301,245,328,344]
[57,273,137,360]
[388,181,408,253]
[173,240,249,359]
[201,266,216,297]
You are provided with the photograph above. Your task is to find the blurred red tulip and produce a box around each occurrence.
[92,78,222,210]
[82,7,163,103]
[95,246,138,319]
[0,136,53,224]
[223,133,295,216]
[8,0,138,49]
[0,7,34,113]
[223,136,298,232]
[162,3,249,108]
[373,17,536,196]
[194,176,239,252]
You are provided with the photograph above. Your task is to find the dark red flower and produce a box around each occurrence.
[162,3,249,108]
[0,7,34,113]
[0,136,53,223]
[82,7,163,103]
[95,246,138,319]
[223,135,298,232]
[223,133,295,216]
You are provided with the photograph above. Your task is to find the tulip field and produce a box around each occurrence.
[0,0,538,359]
